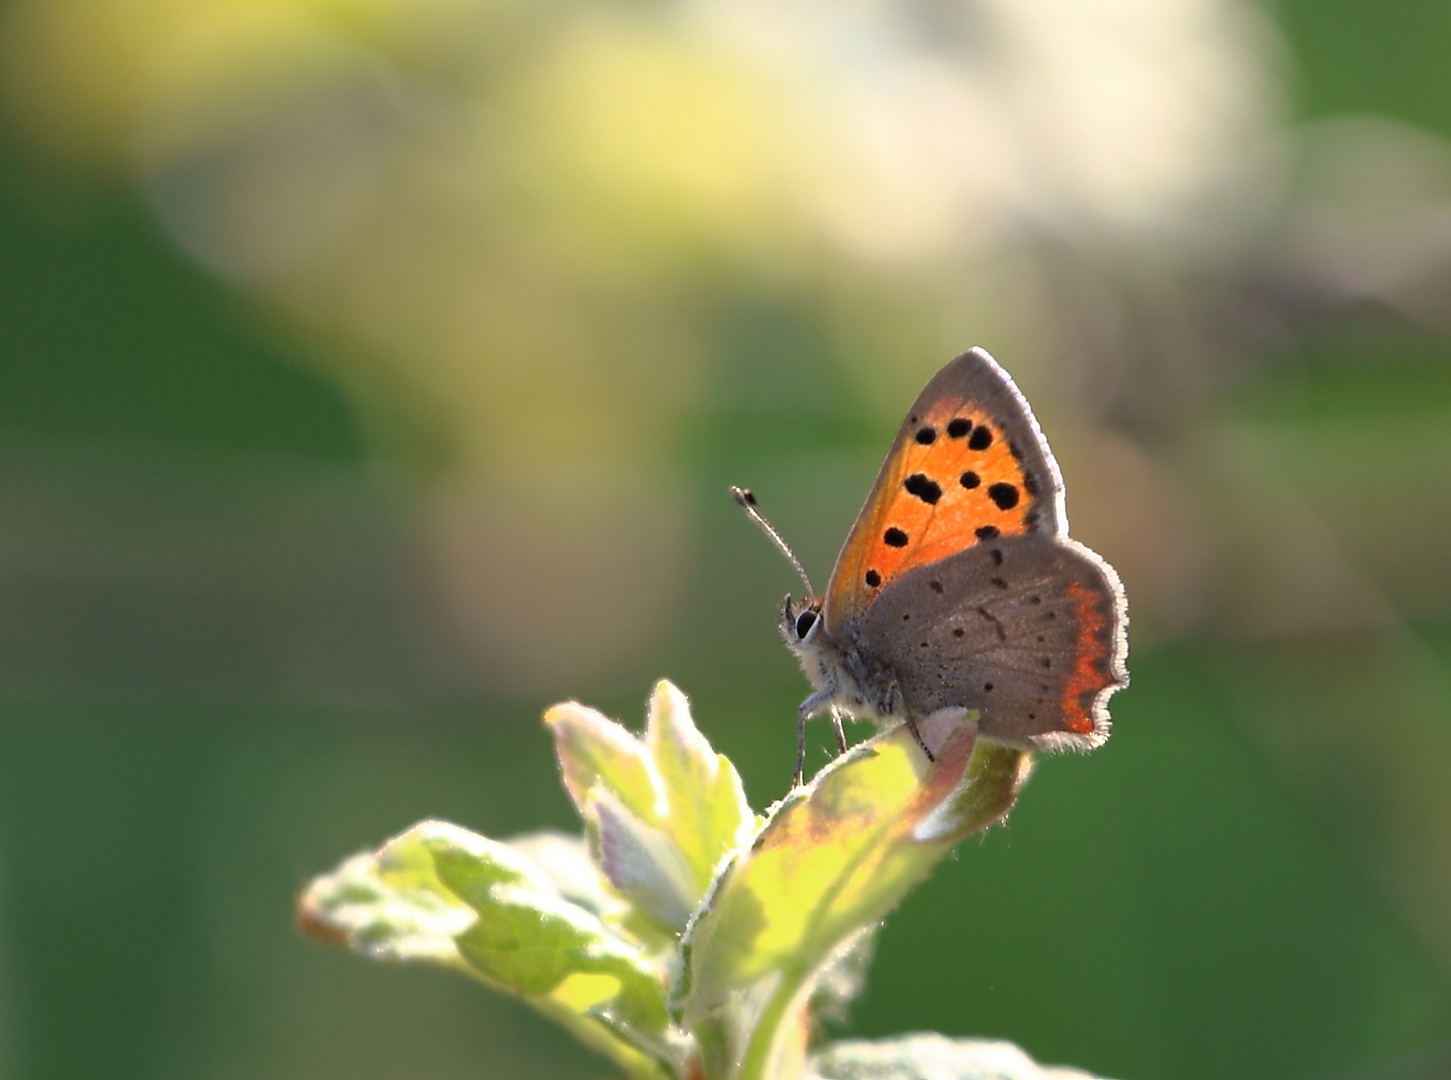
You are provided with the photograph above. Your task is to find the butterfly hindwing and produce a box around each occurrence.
[855,532,1127,749]
[823,348,1066,631]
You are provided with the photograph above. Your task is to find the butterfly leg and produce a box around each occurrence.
[902,713,936,764]
[795,689,835,788]
[879,682,935,764]
[830,709,848,755]
[793,708,807,790]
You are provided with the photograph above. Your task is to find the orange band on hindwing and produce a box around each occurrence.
[1062,579,1113,734]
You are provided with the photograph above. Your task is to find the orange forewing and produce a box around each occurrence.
[828,392,1045,622]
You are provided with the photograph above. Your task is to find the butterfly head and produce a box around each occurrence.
[779,593,825,652]
[778,591,871,727]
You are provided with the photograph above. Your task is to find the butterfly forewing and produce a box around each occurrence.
[823,348,1066,630]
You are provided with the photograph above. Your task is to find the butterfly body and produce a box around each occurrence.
[751,347,1127,785]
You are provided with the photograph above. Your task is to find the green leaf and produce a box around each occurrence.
[295,821,478,972]
[806,925,878,1026]
[298,819,684,1080]
[546,701,665,826]
[674,712,1029,1080]
[547,681,754,933]
[807,1034,1110,1080]
[504,829,630,922]
[644,680,756,895]
[590,789,701,931]
[300,689,1062,1080]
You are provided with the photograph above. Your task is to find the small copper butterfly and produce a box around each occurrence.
[734,347,1129,786]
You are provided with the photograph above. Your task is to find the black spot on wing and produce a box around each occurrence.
[903,473,942,504]
[865,569,881,588]
[975,525,999,541]
[884,527,909,548]
[968,425,993,451]
[988,483,1019,510]
[915,426,937,445]
[946,417,972,438]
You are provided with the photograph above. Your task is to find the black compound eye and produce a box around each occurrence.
[795,610,819,639]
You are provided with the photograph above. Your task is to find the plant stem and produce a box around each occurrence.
[735,965,812,1080]
[693,1015,735,1080]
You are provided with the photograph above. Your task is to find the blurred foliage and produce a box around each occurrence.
[0,0,1450,1078]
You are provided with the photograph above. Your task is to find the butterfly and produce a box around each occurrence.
[734,347,1128,787]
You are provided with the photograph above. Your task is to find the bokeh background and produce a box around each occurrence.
[1,0,1450,1077]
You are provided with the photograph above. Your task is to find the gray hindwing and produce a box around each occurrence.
[854,533,1121,747]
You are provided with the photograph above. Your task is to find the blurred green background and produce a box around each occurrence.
[1,0,1450,1077]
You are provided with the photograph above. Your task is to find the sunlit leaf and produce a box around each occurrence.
[644,680,755,894]
[590,787,701,930]
[674,713,1029,1080]
[546,700,665,825]
[298,819,682,1080]
[296,821,478,971]
[807,1034,1110,1080]
[504,829,628,921]
[300,690,1062,1080]
[548,681,754,932]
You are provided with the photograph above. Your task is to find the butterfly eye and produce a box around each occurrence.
[795,610,819,640]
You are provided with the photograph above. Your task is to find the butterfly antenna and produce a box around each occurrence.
[731,486,816,596]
